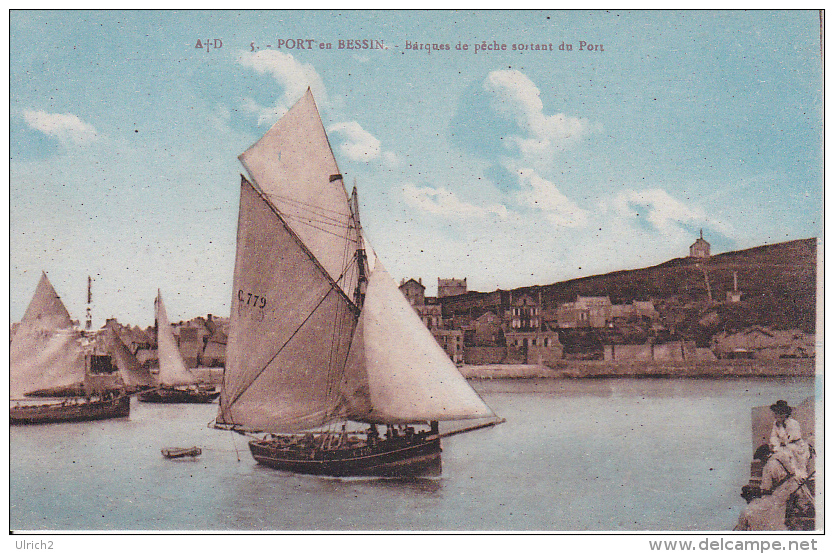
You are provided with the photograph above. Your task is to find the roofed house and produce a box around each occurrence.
[505,326,563,365]
[399,277,426,306]
[416,304,443,330]
[689,229,711,259]
[557,296,612,328]
[507,293,541,331]
[471,311,503,346]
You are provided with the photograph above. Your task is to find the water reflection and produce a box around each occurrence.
[357,476,443,495]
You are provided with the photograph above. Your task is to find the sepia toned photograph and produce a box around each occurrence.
[9,9,822,539]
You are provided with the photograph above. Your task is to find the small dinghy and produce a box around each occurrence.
[161,446,202,459]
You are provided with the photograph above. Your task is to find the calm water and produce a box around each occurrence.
[10,376,819,531]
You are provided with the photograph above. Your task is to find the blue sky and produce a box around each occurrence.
[9,10,823,327]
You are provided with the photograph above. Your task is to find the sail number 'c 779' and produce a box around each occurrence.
[238,290,267,309]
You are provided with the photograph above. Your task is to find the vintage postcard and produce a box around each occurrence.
[9,9,823,544]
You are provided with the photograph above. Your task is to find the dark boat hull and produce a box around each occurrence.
[138,387,219,403]
[249,435,442,477]
[10,395,131,425]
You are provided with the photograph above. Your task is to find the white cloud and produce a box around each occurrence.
[402,183,508,220]
[483,70,588,165]
[327,121,382,162]
[516,168,589,228]
[612,188,732,238]
[237,50,327,125]
[22,110,99,145]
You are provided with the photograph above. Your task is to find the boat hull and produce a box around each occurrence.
[162,447,202,459]
[10,395,130,425]
[249,435,442,477]
[138,387,219,403]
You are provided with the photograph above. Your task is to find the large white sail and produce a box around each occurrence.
[340,262,495,423]
[219,90,497,434]
[216,178,357,432]
[239,89,360,300]
[10,273,85,398]
[155,291,198,387]
[104,322,154,389]
[20,271,73,329]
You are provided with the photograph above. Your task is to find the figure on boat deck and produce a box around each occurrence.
[768,400,810,480]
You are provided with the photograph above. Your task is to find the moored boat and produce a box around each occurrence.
[10,272,131,425]
[140,387,219,403]
[138,290,219,404]
[11,394,130,425]
[213,90,501,477]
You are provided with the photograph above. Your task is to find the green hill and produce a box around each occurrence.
[521,238,817,336]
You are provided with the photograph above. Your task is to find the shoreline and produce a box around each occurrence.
[460,358,817,379]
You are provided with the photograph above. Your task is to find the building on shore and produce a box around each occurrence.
[432,328,464,364]
[505,327,564,365]
[438,277,467,298]
[399,277,425,306]
[556,295,613,328]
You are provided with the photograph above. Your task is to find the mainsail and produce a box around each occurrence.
[10,272,85,398]
[217,90,494,435]
[217,177,357,432]
[155,291,198,387]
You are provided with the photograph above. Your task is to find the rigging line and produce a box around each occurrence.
[222,247,363,417]
[275,202,352,227]
[279,206,351,226]
[282,219,356,241]
[323,297,349,406]
[324,250,360,399]
[221,286,337,419]
[281,213,352,231]
[268,193,352,219]
[322,257,360,412]
[243,176,358,313]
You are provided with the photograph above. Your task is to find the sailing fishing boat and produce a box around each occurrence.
[138,291,220,403]
[10,272,130,425]
[214,90,501,477]
[103,320,155,392]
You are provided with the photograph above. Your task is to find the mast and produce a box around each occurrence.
[86,276,92,330]
[350,181,368,310]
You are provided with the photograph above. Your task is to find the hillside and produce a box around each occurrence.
[514,238,817,336]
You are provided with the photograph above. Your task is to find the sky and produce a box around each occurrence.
[9,10,823,327]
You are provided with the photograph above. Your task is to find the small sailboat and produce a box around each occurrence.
[10,272,130,425]
[138,291,220,403]
[214,90,501,477]
[103,320,155,392]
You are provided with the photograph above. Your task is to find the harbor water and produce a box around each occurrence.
[10,375,819,532]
